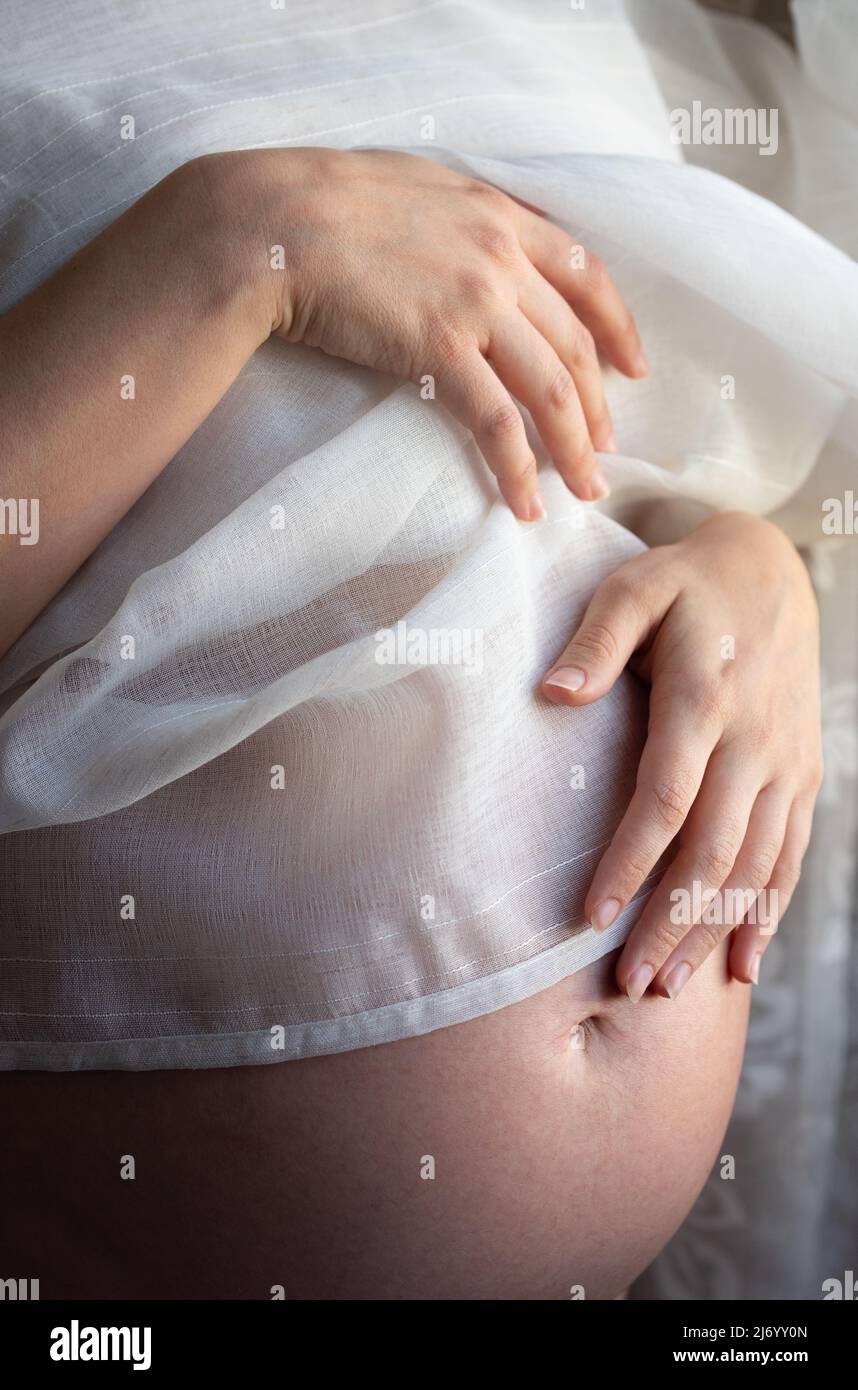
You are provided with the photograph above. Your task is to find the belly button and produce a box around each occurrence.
[569,1022,587,1052]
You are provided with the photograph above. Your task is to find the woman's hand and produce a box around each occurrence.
[203,147,648,520]
[541,512,823,999]
[0,147,643,658]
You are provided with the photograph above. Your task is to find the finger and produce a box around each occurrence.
[516,214,647,378]
[542,558,674,704]
[433,347,542,521]
[487,313,603,501]
[652,782,792,998]
[615,748,761,1000]
[584,691,721,938]
[518,261,617,454]
[728,793,816,985]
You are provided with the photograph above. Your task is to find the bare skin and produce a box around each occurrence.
[543,511,823,995]
[0,942,748,1301]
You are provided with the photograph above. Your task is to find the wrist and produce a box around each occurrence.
[182,152,293,346]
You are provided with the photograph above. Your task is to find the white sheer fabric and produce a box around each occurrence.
[0,0,855,1290]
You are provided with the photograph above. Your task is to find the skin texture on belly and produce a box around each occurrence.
[0,941,748,1300]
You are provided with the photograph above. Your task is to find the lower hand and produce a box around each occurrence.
[541,512,823,999]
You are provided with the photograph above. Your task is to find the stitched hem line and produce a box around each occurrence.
[0,891,648,1071]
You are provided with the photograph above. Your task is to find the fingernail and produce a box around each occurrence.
[590,898,621,933]
[545,666,586,693]
[603,433,619,454]
[632,348,649,377]
[664,960,692,999]
[589,467,610,500]
[626,963,654,1003]
[749,952,762,985]
[527,492,546,522]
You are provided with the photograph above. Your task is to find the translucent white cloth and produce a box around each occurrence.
[0,0,855,1106]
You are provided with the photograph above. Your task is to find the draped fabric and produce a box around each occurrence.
[0,0,855,1295]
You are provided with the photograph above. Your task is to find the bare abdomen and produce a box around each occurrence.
[0,941,748,1300]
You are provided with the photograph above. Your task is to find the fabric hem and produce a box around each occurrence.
[0,897,648,1071]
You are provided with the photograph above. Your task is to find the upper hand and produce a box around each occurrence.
[541,512,823,999]
[200,147,648,521]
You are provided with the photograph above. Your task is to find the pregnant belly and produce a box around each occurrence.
[0,939,748,1300]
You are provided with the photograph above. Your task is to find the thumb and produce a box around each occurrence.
[541,563,672,705]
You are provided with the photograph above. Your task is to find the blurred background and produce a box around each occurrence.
[703,0,793,42]
[634,0,858,1301]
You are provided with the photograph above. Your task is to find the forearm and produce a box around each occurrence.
[0,158,270,660]
[0,143,649,661]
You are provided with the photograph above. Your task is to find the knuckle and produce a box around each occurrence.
[616,848,654,888]
[694,918,728,953]
[695,836,738,882]
[457,268,502,309]
[423,308,464,352]
[546,365,576,412]
[649,778,693,833]
[568,323,597,366]
[599,570,638,610]
[431,325,469,373]
[573,621,619,666]
[743,842,780,888]
[481,400,523,443]
[672,675,726,729]
[469,220,519,266]
[649,918,685,955]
